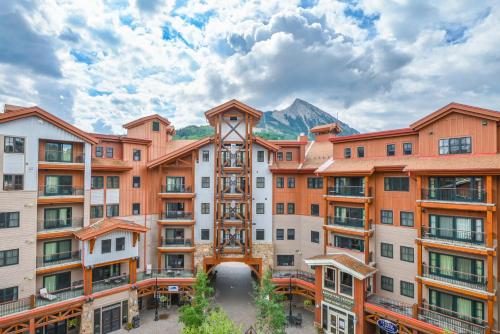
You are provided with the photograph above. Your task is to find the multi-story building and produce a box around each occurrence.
[0,100,498,334]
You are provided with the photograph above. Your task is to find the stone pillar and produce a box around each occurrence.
[252,242,274,272]
[128,289,139,322]
[80,301,94,334]
[194,243,213,272]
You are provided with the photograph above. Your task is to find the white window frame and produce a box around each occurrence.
[323,266,337,293]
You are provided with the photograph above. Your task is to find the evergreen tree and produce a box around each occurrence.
[182,308,242,334]
[178,271,214,330]
[253,270,287,334]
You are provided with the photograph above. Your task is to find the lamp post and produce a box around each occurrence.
[288,274,293,323]
[154,277,159,321]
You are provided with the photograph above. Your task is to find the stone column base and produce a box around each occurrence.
[128,289,139,323]
[252,242,274,272]
[194,243,214,272]
[79,301,94,334]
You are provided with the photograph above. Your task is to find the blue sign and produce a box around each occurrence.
[377,319,398,334]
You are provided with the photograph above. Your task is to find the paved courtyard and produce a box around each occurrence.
[118,262,315,333]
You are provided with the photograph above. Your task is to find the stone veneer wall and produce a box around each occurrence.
[252,242,274,272]
[128,289,139,322]
[80,302,93,334]
[194,242,213,272]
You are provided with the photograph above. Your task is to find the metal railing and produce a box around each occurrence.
[162,239,192,247]
[328,216,365,229]
[271,269,315,284]
[366,294,413,317]
[36,250,81,268]
[418,303,487,334]
[43,151,84,163]
[136,269,194,281]
[422,188,486,203]
[327,186,367,197]
[422,264,487,291]
[38,185,84,197]
[421,226,485,246]
[160,185,193,193]
[160,211,193,220]
[92,275,129,293]
[37,217,84,231]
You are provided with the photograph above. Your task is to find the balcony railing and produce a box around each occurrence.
[271,269,315,284]
[421,226,485,246]
[162,239,192,247]
[422,188,486,203]
[366,294,413,317]
[327,186,367,197]
[328,216,365,229]
[37,217,84,231]
[36,250,81,268]
[160,211,193,220]
[160,185,193,193]
[422,264,487,291]
[38,186,84,197]
[92,275,129,293]
[136,268,194,281]
[418,303,487,334]
[43,152,84,163]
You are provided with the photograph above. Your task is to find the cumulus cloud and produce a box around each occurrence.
[0,0,498,134]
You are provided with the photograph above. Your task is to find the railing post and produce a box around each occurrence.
[412,304,418,318]
[29,294,36,309]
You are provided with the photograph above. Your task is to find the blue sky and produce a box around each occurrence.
[0,0,499,134]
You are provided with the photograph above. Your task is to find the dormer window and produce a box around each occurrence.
[439,137,471,155]
[152,121,160,131]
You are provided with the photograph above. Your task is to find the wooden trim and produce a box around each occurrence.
[156,220,195,226]
[325,196,372,204]
[89,239,95,254]
[37,231,75,240]
[132,232,139,247]
[157,247,195,253]
[418,201,496,212]
[38,163,85,171]
[37,197,84,205]
[35,262,81,275]
[419,240,493,256]
[323,225,372,237]
[83,267,92,296]
[158,193,195,199]
[419,277,493,300]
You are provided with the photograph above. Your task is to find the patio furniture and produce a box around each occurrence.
[39,288,57,301]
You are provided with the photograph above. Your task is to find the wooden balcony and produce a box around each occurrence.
[158,185,195,199]
[37,185,84,204]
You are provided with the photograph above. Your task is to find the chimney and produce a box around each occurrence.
[298,133,308,142]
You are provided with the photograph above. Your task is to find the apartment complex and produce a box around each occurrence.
[0,100,498,334]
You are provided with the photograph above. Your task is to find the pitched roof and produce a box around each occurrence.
[410,102,500,130]
[305,253,377,280]
[310,123,341,134]
[254,136,279,152]
[91,133,151,145]
[330,128,417,143]
[271,140,332,172]
[74,218,148,240]
[122,114,171,129]
[0,105,98,144]
[205,99,262,125]
[404,154,500,174]
[148,137,213,168]
[317,156,414,175]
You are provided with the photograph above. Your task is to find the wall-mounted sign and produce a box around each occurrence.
[377,319,398,334]
[168,286,179,292]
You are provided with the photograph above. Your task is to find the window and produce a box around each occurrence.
[0,286,18,303]
[44,208,71,229]
[45,142,73,162]
[400,211,414,227]
[339,272,353,297]
[256,229,265,240]
[43,241,71,263]
[277,152,283,161]
[256,203,264,214]
[201,203,210,214]
[428,176,484,202]
[439,136,471,155]
[91,205,103,219]
[287,177,295,188]
[257,150,264,162]
[116,237,125,251]
[286,152,292,161]
[403,143,412,155]
[381,210,393,224]
[104,147,113,159]
[101,239,111,253]
[287,229,295,240]
[256,177,265,188]
[91,176,103,189]
[381,242,393,258]
[276,177,284,188]
[4,136,24,153]
[311,204,320,216]
[381,276,394,292]
[152,121,160,131]
[3,175,23,190]
[201,229,210,240]
[429,252,484,281]
[277,255,294,266]
[132,203,140,215]
[133,149,141,161]
[132,176,141,188]
[287,203,295,214]
[334,236,364,251]
[400,281,414,298]
[0,249,19,267]
[384,177,409,191]
[324,267,336,291]
[201,177,210,188]
[229,116,238,121]
[202,150,209,162]
[0,212,19,228]
[400,246,414,262]
[96,146,103,157]
[387,144,395,156]
[106,176,119,189]
[276,229,284,240]
[428,214,484,244]
[311,231,320,243]
[276,203,284,214]
[344,147,351,159]
[357,146,364,158]
[307,177,323,189]
[429,289,484,321]
[106,204,119,217]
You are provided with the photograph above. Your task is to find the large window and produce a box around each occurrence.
[381,210,393,224]
[0,249,19,267]
[307,177,323,189]
[429,252,484,283]
[106,204,119,217]
[45,175,73,195]
[277,255,294,266]
[400,211,414,227]
[428,214,484,244]
[381,243,393,258]
[277,152,283,161]
[276,177,284,188]
[107,176,119,189]
[45,142,73,162]
[439,136,471,155]
[43,272,70,292]
[400,281,414,298]
[324,267,336,291]
[384,177,409,191]
[339,272,353,297]
[0,286,18,303]
[256,177,265,188]
[91,205,103,219]
[3,174,23,190]
[333,177,365,196]
[428,176,484,202]
[166,254,184,269]
[43,240,71,263]
[166,176,185,192]
[429,289,484,321]
[0,212,20,228]
[381,276,394,292]
[91,176,104,189]
[400,246,414,262]
[334,236,364,252]
[334,206,365,228]
[276,229,284,240]
[4,136,24,153]
[44,207,71,229]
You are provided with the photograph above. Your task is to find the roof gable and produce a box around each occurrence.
[205,99,262,125]
[74,218,148,240]
[148,137,213,168]
[123,114,171,129]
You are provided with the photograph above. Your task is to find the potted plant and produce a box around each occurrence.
[303,299,314,312]
[67,318,79,334]
[124,322,134,331]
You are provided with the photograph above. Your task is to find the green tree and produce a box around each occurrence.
[254,270,286,334]
[178,271,214,330]
[183,308,242,334]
